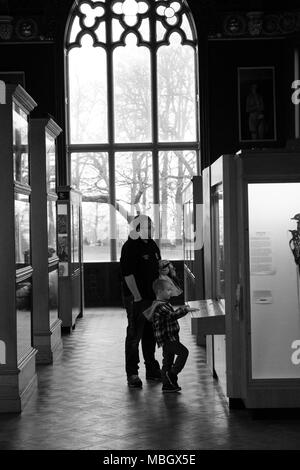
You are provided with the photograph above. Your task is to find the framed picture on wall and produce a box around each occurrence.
[238,66,276,142]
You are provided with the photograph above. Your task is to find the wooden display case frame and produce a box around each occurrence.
[30,115,63,363]
[0,84,37,412]
[57,186,84,332]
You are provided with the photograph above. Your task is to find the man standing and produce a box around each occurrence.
[120,215,161,388]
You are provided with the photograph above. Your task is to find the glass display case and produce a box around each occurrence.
[185,161,226,379]
[14,192,31,268]
[46,129,56,193]
[57,186,84,331]
[211,184,224,300]
[16,279,32,362]
[248,182,300,380]
[47,199,57,260]
[49,269,59,326]
[13,102,29,185]
[30,115,63,363]
[202,148,300,409]
[182,176,204,301]
[0,84,37,412]
[71,201,80,267]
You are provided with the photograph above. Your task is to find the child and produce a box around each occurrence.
[143,278,194,393]
[158,259,183,298]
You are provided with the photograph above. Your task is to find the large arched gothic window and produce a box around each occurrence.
[65,0,200,261]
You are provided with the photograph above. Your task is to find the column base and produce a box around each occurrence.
[0,348,37,413]
[34,319,63,364]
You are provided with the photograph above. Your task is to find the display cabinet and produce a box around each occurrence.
[57,186,84,332]
[0,84,37,412]
[201,157,230,395]
[183,175,214,348]
[30,115,63,363]
[182,175,204,301]
[203,148,300,408]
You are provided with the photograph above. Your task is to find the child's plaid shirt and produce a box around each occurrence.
[152,301,188,347]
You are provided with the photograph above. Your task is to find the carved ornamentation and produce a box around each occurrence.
[262,15,279,36]
[0,15,13,40]
[15,17,38,40]
[219,10,300,39]
[0,14,56,42]
[223,14,246,36]
[246,11,263,37]
[278,13,297,34]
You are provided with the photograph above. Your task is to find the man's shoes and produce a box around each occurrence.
[127,374,143,388]
[162,383,181,393]
[146,369,162,381]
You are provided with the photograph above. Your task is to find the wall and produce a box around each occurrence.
[84,260,184,308]
[207,38,295,166]
[0,43,56,115]
[84,263,123,308]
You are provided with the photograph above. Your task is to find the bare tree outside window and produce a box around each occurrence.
[114,34,152,143]
[158,34,197,142]
[159,150,196,258]
[71,152,110,261]
[68,36,108,144]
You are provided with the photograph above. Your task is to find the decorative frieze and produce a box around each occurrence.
[211,9,300,39]
[0,15,56,42]
[0,15,13,40]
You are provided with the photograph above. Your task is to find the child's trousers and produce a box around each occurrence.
[161,338,189,383]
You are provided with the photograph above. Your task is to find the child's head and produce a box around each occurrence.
[152,278,173,301]
[159,259,170,275]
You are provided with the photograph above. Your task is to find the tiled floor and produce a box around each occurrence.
[1,308,300,450]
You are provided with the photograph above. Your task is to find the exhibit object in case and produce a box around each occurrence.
[57,186,84,332]
[0,84,37,412]
[30,115,63,363]
[202,148,300,408]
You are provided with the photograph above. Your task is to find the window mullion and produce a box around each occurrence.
[150,5,160,246]
[106,9,117,261]
[194,44,202,175]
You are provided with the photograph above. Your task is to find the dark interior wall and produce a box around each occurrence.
[0,44,56,114]
[84,263,123,308]
[84,260,184,308]
[206,38,295,166]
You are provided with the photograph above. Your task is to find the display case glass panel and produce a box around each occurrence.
[212,184,224,299]
[13,102,29,185]
[45,130,56,193]
[71,202,80,268]
[16,279,32,362]
[248,182,300,379]
[183,188,194,263]
[47,200,57,258]
[49,268,59,326]
[15,193,31,268]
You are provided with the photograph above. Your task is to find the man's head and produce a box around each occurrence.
[152,278,173,301]
[130,214,154,240]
